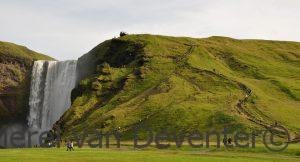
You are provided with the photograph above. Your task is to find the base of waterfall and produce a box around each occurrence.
[0,124,58,148]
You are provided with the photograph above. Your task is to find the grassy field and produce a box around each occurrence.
[0,144,300,162]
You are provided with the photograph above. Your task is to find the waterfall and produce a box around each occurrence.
[28,60,77,131]
[0,60,77,148]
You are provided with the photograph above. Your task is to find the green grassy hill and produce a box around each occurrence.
[56,34,300,138]
[0,41,54,123]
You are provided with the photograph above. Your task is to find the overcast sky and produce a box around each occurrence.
[0,0,299,60]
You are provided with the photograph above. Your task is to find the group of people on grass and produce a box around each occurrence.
[66,141,74,151]
[223,137,233,145]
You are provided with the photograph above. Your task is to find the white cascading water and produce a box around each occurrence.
[28,60,77,131]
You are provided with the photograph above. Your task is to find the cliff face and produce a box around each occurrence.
[0,41,53,124]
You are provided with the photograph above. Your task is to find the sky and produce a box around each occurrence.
[0,0,299,60]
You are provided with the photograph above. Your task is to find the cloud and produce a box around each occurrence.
[0,0,299,60]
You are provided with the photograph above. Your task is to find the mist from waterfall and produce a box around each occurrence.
[28,60,77,131]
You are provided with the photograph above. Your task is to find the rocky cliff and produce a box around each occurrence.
[0,41,53,124]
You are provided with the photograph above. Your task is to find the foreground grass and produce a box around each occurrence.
[1,144,299,162]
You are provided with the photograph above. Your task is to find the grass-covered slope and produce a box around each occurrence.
[57,35,300,137]
[0,41,53,123]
